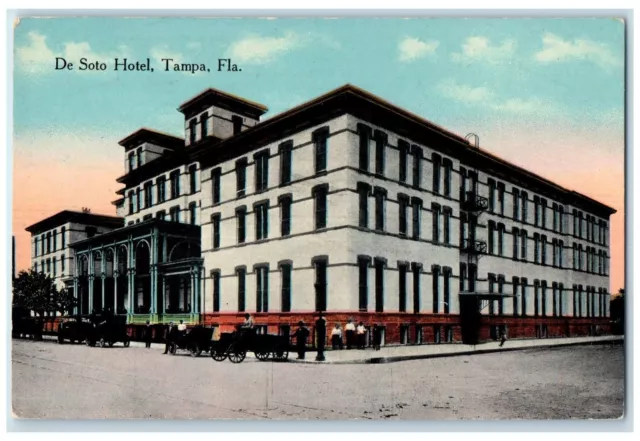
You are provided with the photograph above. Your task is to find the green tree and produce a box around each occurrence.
[12,269,76,316]
[610,287,625,335]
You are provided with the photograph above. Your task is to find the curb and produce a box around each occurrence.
[287,337,624,365]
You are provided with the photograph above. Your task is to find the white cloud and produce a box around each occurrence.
[437,79,492,103]
[489,97,549,114]
[15,31,129,75]
[226,32,302,64]
[398,37,439,62]
[534,33,621,69]
[451,36,516,64]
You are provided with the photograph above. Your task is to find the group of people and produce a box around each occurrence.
[330,319,383,350]
[141,319,188,352]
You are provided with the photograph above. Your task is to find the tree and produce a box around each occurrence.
[610,287,625,335]
[12,269,76,316]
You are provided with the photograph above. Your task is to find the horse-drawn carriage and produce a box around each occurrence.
[167,325,214,357]
[58,314,131,348]
[210,328,290,363]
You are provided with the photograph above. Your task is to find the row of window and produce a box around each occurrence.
[33,255,66,277]
[211,186,329,248]
[34,227,67,257]
[127,204,195,226]
[573,209,608,245]
[128,166,198,215]
[187,112,243,145]
[211,257,329,313]
[127,147,143,172]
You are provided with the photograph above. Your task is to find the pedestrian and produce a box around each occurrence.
[163,321,174,354]
[331,324,343,350]
[373,324,382,351]
[345,318,356,350]
[315,312,327,362]
[144,320,153,348]
[499,328,507,347]
[356,321,366,349]
[293,321,310,360]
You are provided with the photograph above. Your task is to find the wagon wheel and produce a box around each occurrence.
[255,350,270,361]
[228,344,246,364]
[123,339,130,348]
[274,350,289,361]
[189,344,201,358]
[169,342,177,355]
[99,337,107,348]
[211,349,228,362]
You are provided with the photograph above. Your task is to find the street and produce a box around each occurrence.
[12,339,624,420]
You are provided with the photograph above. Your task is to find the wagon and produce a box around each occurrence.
[168,326,214,357]
[210,328,290,363]
[86,315,131,348]
[57,316,94,344]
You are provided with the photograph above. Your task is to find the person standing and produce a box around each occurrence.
[331,324,343,350]
[163,321,174,354]
[356,321,366,349]
[293,321,310,360]
[144,320,153,348]
[315,313,327,362]
[345,318,356,350]
[372,324,382,351]
[499,328,507,347]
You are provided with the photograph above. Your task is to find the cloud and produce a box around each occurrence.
[451,36,516,64]
[226,32,302,64]
[15,31,129,75]
[534,33,621,69]
[398,37,439,62]
[489,97,549,114]
[437,79,492,103]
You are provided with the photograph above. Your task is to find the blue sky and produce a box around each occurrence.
[14,17,624,140]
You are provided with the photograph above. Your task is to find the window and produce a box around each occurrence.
[488,221,496,254]
[156,210,166,220]
[189,203,197,225]
[512,277,519,316]
[559,206,565,233]
[434,326,442,344]
[236,267,246,312]
[431,203,441,243]
[400,325,409,344]
[497,223,505,256]
[156,176,166,203]
[521,191,528,222]
[128,191,134,215]
[136,189,141,213]
[255,202,269,240]
[313,127,329,174]
[497,182,505,215]
[136,148,142,168]
[412,146,422,189]
[314,257,328,312]
[169,206,180,222]
[534,233,540,263]
[128,152,135,171]
[188,165,198,194]
[236,158,247,198]
[432,153,441,194]
[412,198,422,240]
[212,213,221,248]
[357,123,371,172]
[521,278,528,316]
[513,189,520,220]
[212,271,220,312]
[279,141,293,186]
[279,195,292,237]
[443,159,452,197]
[399,262,408,313]
[255,265,269,312]
[34,237,38,257]
[52,257,56,277]
[541,281,548,316]
[280,262,292,312]
[513,227,520,259]
[398,139,409,182]
[374,258,385,312]
[144,181,153,208]
[541,198,547,228]
[200,113,208,138]
[358,256,369,311]
[236,206,246,244]
[534,196,541,226]
[211,168,221,205]
[541,235,547,265]
[40,235,44,255]
[312,185,328,230]
[189,118,197,144]
[552,203,559,231]
[52,230,57,252]
[443,207,451,245]
[373,187,386,231]
[443,267,451,313]
[374,130,387,176]
[552,282,558,317]
[46,232,51,253]
[170,170,180,199]
[61,226,66,248]
[498,276,505,315]
[488,274,496,315]
[254,149,269,192]
[232,115,243,135]
[488,179,496,212]
[398,194,409,237]
[432,265,440,313]
[357,183,370,228]
[460,262,467,292]
[61,255,65,274]
[412,263,422,313]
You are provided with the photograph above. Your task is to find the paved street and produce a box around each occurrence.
[12,338,624,420]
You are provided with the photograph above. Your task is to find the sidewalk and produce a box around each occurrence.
[287,335,623,364]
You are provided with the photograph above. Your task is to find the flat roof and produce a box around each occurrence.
[25,210,124,234]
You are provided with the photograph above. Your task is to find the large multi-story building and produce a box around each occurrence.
[27,84,616,344]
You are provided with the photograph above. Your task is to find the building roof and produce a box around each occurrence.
[25,210,124,234]
[118,84,618,217]
[118,128,184,151]
[178,87,269,120]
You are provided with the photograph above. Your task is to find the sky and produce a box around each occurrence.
[11,17,625,291]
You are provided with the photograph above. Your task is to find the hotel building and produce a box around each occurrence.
[26,85,615,344]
